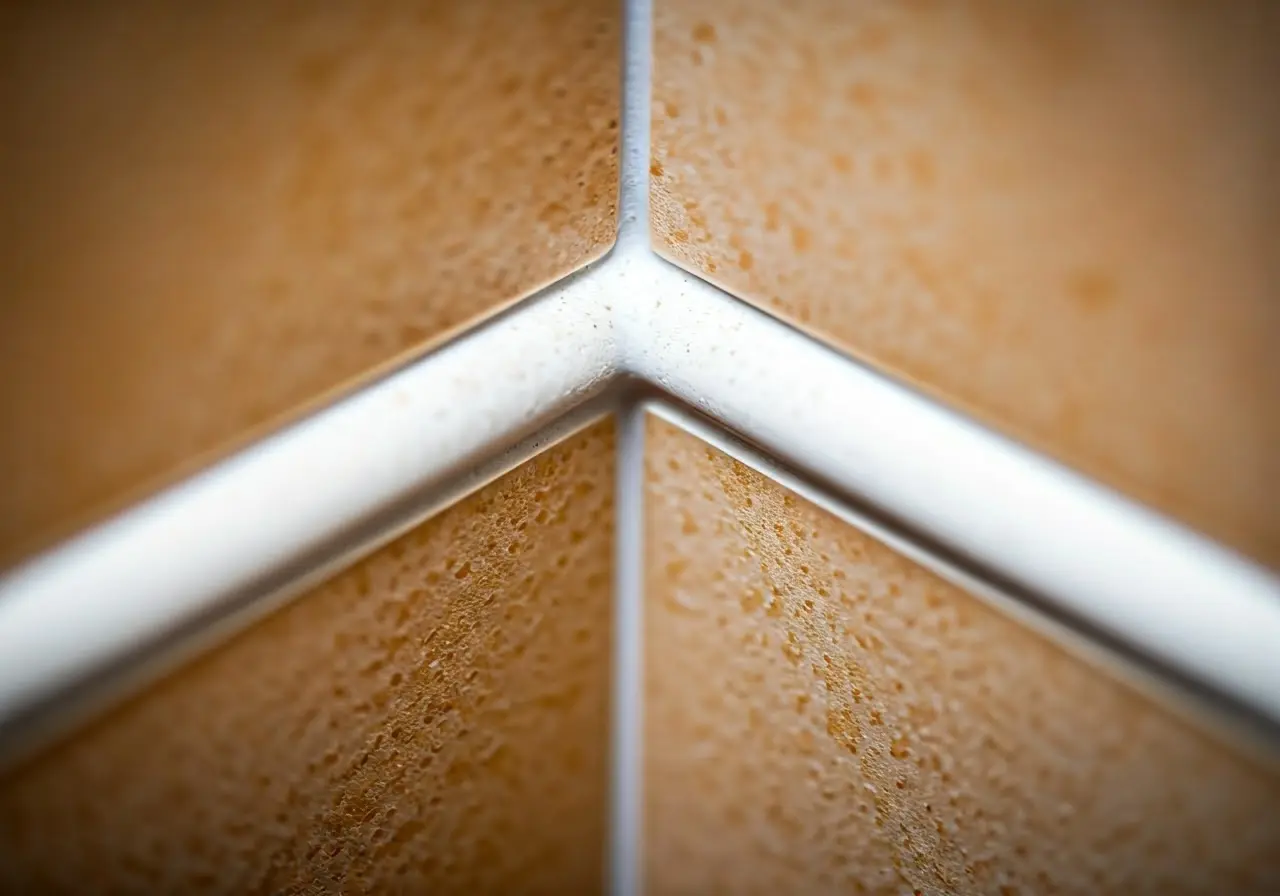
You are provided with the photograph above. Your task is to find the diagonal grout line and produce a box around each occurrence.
[641,398,1280,766]
[2,0,1280,786]
[616,252,1280,747]
[0,273,622,770]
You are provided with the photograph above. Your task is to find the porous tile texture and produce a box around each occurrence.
[645,417,1280,896]
[0,0,618,563]
[0,422,615,895]
[651,0,1280,565]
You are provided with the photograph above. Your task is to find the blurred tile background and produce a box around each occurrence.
[652,0,1280,565]
[0,0,619,563]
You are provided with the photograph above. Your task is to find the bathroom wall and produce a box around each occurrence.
[651,0,1280,565]
[0,0,619,563]
[0,421,616,894]
[645,416,1280,895]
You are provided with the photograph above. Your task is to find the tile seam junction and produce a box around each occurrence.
[2,0,1278,774]
[1,237,1278,769]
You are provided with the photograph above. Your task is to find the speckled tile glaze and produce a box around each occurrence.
[645,417,1280,895]
[0,422,614,894]
[651,0,1280,565]
[0,0,619,563]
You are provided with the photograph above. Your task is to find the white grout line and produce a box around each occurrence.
[641,400,1280,764]
[2,0,1279,777]
[0,270,618,767]
[609,403,646,896]
[615,0,651,253]
[607,3,650,893]
[616,253,1280,735]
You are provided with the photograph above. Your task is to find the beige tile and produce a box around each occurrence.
[645,417,1280,895]
[651,0,1280,564]
[0,0,619,562]
[0,420,614,894]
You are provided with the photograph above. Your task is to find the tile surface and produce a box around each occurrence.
[645,417,1280,895]
[651,0,1280,564]
[0,0,619,562]
[0,421,615,895]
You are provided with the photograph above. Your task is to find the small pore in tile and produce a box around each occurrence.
[692,22,717,44]
[644,416,1280,896]
[0,421,615,895]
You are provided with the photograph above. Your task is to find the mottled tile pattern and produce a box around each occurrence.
[0,0,619,562]
[0,422,614,895]
[652,0,1280,564]
[645,417,1280,895]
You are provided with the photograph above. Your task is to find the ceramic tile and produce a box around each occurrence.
[0,0,619,562]
[652,0,1280,564]
[0,421,614,894]
[645,417,1280,895]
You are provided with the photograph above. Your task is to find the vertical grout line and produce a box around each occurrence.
[617,0,653,251]
[609,402,645,896]
[609,2,651,889]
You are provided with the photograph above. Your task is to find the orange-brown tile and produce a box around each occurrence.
[652,0,1280,564]
[645,417,1280,895]
[0,0,619,563]
[0,421,614,894]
